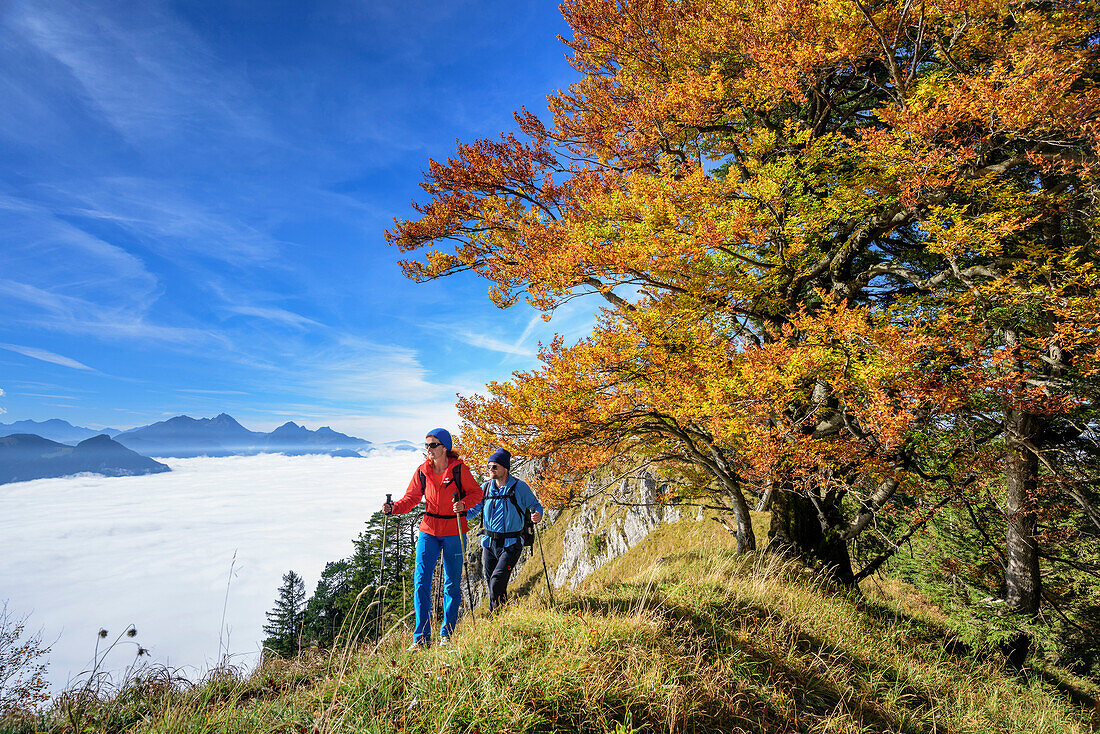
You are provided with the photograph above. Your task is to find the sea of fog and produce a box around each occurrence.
[0,451,423,693]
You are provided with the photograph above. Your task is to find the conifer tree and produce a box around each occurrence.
[302,560,350,648]
[262,570,305,659]
[289,512,420,648]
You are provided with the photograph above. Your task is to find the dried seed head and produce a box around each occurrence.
[98,629,108,638]
[127,628,137,637]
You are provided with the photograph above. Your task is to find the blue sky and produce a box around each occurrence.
[0,0,593,442]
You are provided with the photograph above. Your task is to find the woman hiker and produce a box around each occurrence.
[383,428,483,649]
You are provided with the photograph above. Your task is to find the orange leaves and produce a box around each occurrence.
[455,309,757,504]
[395,0,1100,530]
[455,292,955,508]
[939,3,1098,135]
[715,0,880,105]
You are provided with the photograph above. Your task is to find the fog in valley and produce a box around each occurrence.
[0,452,422,692]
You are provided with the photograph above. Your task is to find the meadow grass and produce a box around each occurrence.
[9,509,1097,733]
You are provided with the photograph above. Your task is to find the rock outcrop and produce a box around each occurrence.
[463,473,703,604]
[549,474,700,589]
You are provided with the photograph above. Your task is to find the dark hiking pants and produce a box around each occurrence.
[482,540,523,611]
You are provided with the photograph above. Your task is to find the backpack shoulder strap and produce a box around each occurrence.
[452,464,465,498]
[419,466,468,519]
[484,477,524,517]
[504,480,523,518]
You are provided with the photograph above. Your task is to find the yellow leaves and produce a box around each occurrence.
[919,201,1031,260]
[392,0,1100,326]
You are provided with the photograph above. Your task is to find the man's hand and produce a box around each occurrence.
[532,511,542,523]
[453,499,465,514]
[382,502,394,515]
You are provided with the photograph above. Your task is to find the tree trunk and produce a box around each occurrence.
[755,479,774,512]
[699,442,757,553]
[767,484,854,586]
[727,481,757,554]
[1002,406,1043,668]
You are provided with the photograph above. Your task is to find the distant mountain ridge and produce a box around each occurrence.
[0,418,120,444]
[2,413,391,459]
[112,413,374,458]
[0,433,170,485]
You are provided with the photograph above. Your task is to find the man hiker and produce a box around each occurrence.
[383,428,483,649]
[467,448,543,612]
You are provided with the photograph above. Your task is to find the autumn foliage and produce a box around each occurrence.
[390,0,1100,667]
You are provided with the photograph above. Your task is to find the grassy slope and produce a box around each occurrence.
[38,510,1099,734]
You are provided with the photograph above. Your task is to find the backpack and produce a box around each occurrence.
[483,480,535,547]
[417,466,466,519]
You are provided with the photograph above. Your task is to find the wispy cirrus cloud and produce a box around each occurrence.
[0,195,160,301]
[305,337,443,405]
[224,305,321,330]
[0,195,229,348]
[10,0,276,154]
[0,0,578,436]
[452,329,537,357]
[0,279,222,347]
[0,343,96,372]
[174,388,250,396]
[61,178,284,266]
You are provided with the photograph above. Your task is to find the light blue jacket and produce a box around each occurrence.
[467,474,544,548]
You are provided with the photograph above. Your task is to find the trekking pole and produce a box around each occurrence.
[377,493,391,637]
[535,523,555,607]
[453,491,476,619]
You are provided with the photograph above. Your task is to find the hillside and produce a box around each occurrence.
[17,507,1097,733]
[0,433,170,485]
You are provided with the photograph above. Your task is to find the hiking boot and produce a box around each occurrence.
[407,639,428,652]
[438,637,450,648]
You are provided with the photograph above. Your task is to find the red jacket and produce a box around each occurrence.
[392,457,484,536]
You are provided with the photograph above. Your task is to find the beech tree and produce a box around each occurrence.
[391,0,1100,660]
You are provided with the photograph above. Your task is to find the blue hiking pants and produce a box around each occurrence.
[413,531,465,642]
